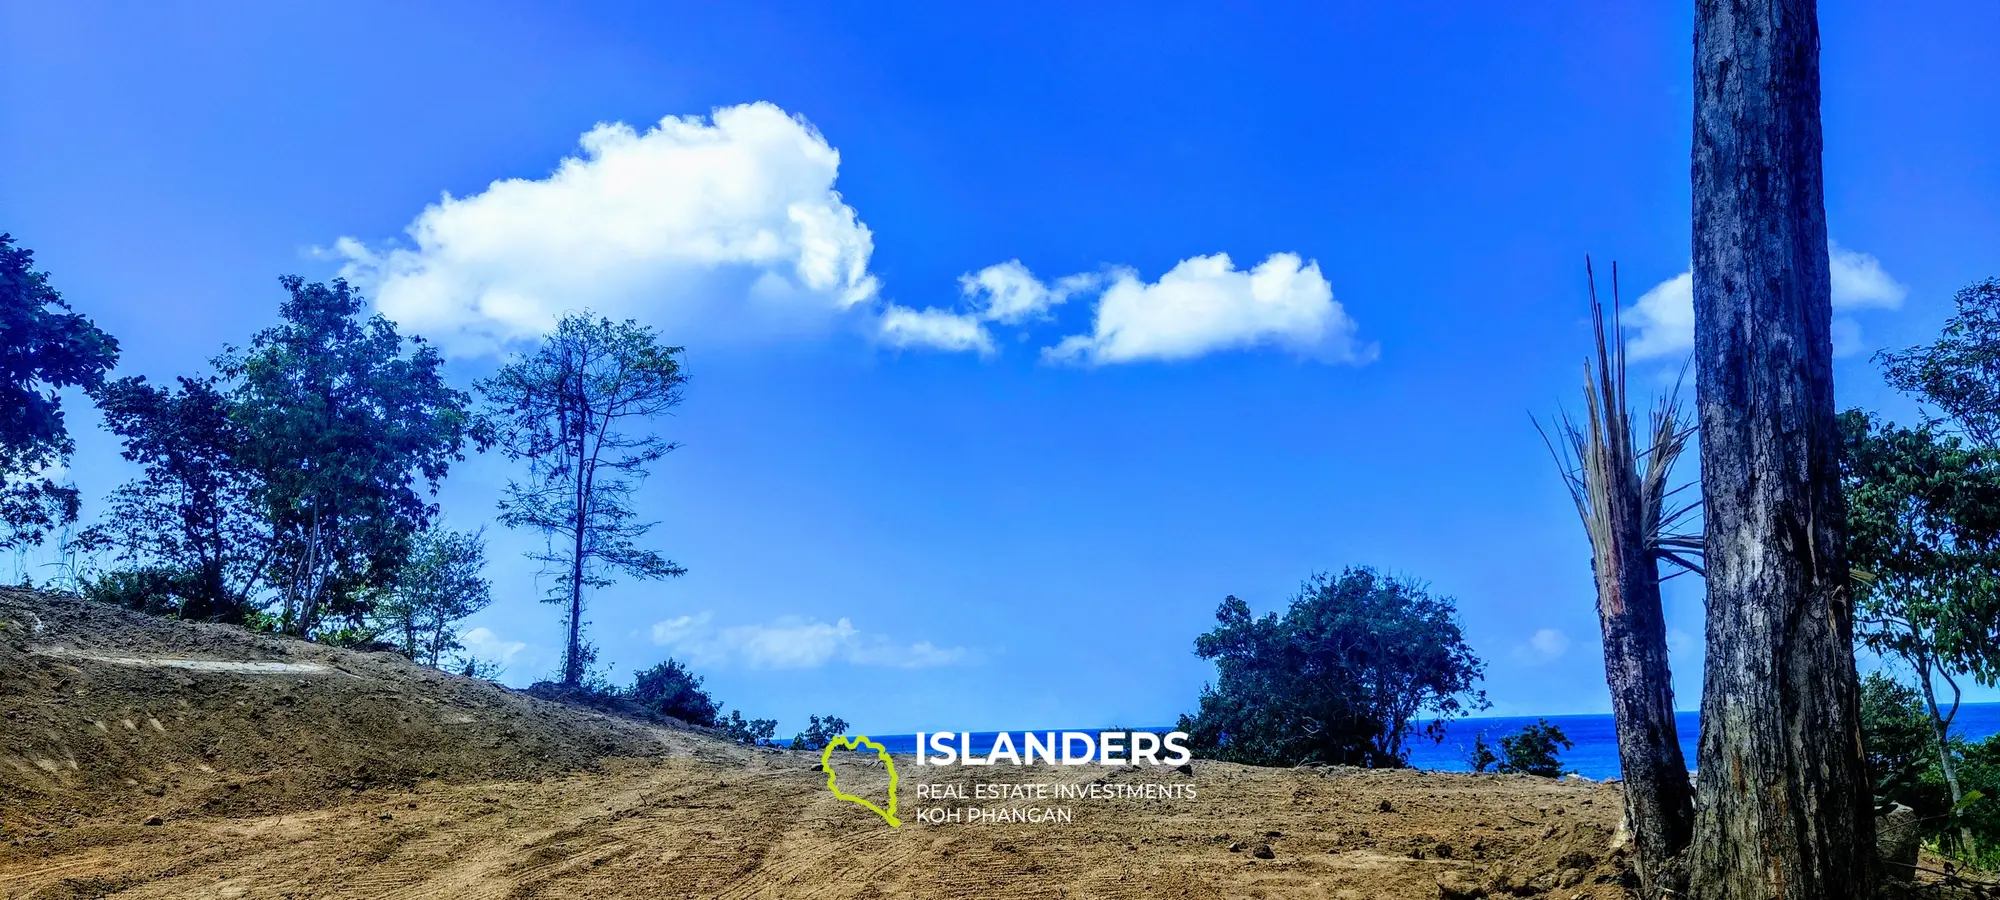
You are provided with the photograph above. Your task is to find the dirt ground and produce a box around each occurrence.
[1,590,1637,899]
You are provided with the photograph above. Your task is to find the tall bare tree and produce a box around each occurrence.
[478,314,688,689]
[1688,0,1875,895]
[1539,263,1699,899]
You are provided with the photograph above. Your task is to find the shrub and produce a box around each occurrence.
[628,659,719,727]
[718,710,778,747]
[792,714,849,752]
[1493,719,1572,777]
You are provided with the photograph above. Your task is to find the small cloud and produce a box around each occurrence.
[878,305,995,355]
[460,626,529,666]
[1045,252,1374,366]
[651,612,970,669]
[1624,242,1906,361]
[1514,627,1571,665]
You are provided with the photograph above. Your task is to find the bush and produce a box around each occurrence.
[1468,733,1499,773]
[718,710,778,747]
[1493,719,1572,777]
[82,566,186,616]
[792,714,849,752]
[1177,567,1488,768]
[628,659,719,727]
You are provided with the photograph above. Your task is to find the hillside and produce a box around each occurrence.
[0,590,1641,899]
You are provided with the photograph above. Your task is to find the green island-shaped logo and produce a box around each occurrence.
[821,735,901,827]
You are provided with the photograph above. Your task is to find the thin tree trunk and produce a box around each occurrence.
[1688,0,1875,896]
[1914,653,1972,849]
[1596,552,1695,898]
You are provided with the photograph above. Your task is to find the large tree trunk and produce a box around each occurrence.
[1688,0,1875,897]
[1596,549,1694,898]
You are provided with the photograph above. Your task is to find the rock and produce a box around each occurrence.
[143,815,163,826]
[1557,867,1585,887]
[1378,799,1395,813]
[1522,871,1559,895]
[1175,762,1194,777]
[1252,843,1275,859]
[1227,841,1245,853]
[1436,872,1486,899]
[1876,802,1920,879]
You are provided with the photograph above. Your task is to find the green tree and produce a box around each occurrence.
[792,714,850,752]
[477,313,688,689]
[370,526,491,667]
[1841,409,2000,842]
[1859,673,1941,817]
[1879,279,2000,447]
[717,710,778,747]
[80,375,268,622]
[627,658,719,726]
[222,276,473,637]
[1177,567,1487,768]
[0,234,119,551]
[1493,719,1574,778]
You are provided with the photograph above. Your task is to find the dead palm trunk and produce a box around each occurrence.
[1688,0,1875,896]
[1539,265,1698,900]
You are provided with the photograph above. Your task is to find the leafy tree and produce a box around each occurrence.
[222,277,473,637]
[370,526,491,667]
[477,313,688,688]
[1879,278,2000,447]
[1841,409,2000,840]
[792,714,850,752]
[0,234,119,551]
[1177,567,1487,768]
[1493,719,1573,777]
[80,375,268,622]
[717,710,778,747]
[627,658,719,726]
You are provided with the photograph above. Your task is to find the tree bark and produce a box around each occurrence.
[1595,548,1694,898]
[1688,0,1876,897]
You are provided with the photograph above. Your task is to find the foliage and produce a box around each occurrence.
[1177,567,1488,768]
[1859,671,2000,869]
[221,276,473,637]
[369,527,491,668]
[80,375,267,622]
[1467,732,1499,773]
[1492,719,1573,777]
[1860,672,1942,816]
[1878,278,2000,447]
[791,714,850,752]
[477,313,688,687]
[1840,408,2000,831]
[627,658,720,727]
[1842,410,2000,685]
[0,234,119,550]
[717,710,778,747]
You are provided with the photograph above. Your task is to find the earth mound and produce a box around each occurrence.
[0,589,729,832]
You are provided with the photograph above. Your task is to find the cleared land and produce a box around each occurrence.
[2,590,1634,899]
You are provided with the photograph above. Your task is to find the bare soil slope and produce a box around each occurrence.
[1,591,1637,899]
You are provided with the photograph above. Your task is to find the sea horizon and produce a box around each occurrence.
[841,702,2000,781]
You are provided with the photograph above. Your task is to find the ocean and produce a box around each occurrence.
[860,703,2000,780]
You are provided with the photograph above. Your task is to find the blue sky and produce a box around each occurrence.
[4,2,1997,735]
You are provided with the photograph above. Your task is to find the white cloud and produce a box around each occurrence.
[1625,243,1906,361]
[1513,627,1571,665]
[331,102,879,356]
[460,626,528,666]
[651,612,969,669]
[1044,253,1374,366]
[878,305,995,356]
[876,261,1103,354]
